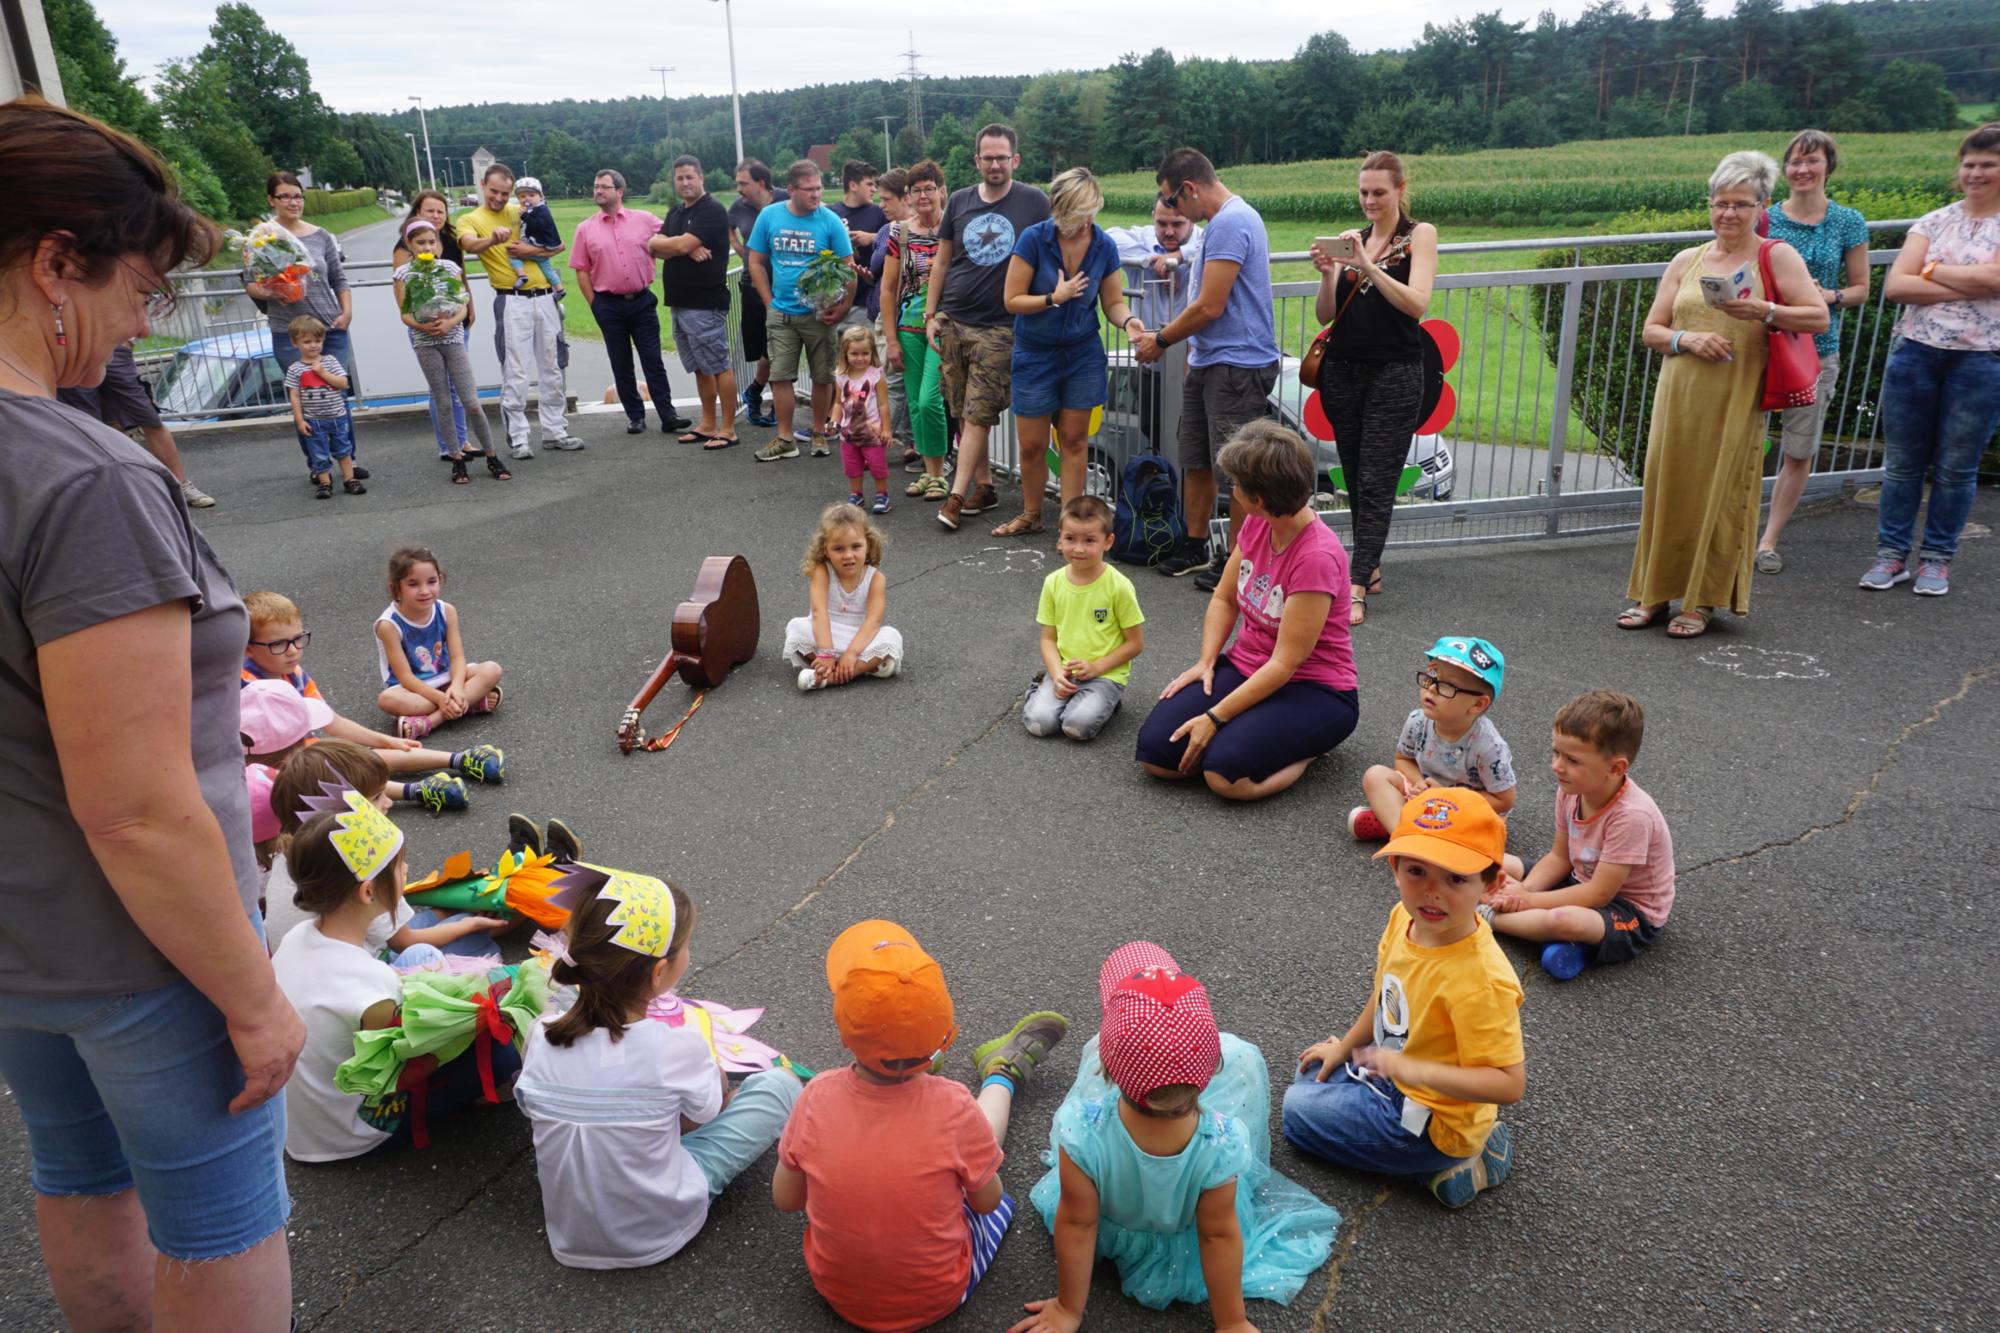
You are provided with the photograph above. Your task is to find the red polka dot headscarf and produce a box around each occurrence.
[1097,941,1221,1109]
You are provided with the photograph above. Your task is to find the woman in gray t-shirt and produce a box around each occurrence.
[0,100,302,1328]
[244,169,357,385]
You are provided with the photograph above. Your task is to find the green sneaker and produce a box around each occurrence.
[407,772,468,816]
[545,817,582,865]
[455,743,505,783]
[972,1011,1070,1087]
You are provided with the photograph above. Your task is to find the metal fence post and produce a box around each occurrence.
[1541,274,1584,536]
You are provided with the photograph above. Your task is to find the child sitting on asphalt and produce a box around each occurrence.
[271,741,511,964]
[1284,790,1525,1210]
[773,921,1069,1331]
[515,868,803,1269]
[1023,496,1145,743]
[1349,635,1522,878]
[1481,689,1675,981]
[375,544,505,740]
[510,177,566,294]
[244,590,499,813]
[784,502,904,691]
[1017,942,1339,1332]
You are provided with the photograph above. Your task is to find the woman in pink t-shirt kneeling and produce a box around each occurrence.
[1136,421,1361,800]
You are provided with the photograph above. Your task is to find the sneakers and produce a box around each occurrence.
[756,437,800,462]
[973,1011,1070,1087]
[1347,805,1389,841]
[1912,559,1951,596]
[1540,941,1588,981]
[797,667,825,691]
[397,712,437,741]
[1858,555,1909,590]
[903,450,923,473]
[960,484,998,515]
[181,478,216,508]
[1192,549,1226,592]
[1429,1122,1512,1209]
[847,490,865,506]
[546,817,582,864]
[407,772,468,815]
[1157,541,1212,577]
[506,812,543,859]
[1754,547,1783,574]
[509,443,536,461]
[455,743,506,783]
[743,386,777,428]
[809,435,831,457]
[937,493,965,530]
[871,493,891,515]
[793,426,814,443]
[545,436,586,451]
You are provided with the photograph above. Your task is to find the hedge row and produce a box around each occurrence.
[304,187,380,217]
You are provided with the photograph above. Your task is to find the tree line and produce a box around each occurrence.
[47,0,1996,220]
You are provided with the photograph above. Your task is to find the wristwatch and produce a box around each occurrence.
[1762,301,1778,326]
[1045,292,1057,309]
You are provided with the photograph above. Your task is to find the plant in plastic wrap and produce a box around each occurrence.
[794,248,854,314]
[399,251,468,327]
[229,219,313,305]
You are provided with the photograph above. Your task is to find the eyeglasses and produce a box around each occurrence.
[1415,669,1474,699]
[976,155,1013,166]
[249,631,313,654]
[907,185,941,196]
[1708,200,1759,213]
[121,260,177,320]
[272,193,305,203]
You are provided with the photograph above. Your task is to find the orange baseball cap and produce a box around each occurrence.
[1374,788,1507,875]
[825,920,957,1074]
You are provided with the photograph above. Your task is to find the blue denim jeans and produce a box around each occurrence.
[405,907,506,959]
[1281,1062,1462,1178]
[298,415,355,475]
[0,973,290,1259]
[1876,340,2000,562]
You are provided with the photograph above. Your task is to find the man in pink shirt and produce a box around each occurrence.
[568,169,690,436]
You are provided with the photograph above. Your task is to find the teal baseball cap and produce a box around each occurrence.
[1425,636,1505,699]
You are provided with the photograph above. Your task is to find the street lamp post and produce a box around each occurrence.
[709,0,744,167]
[405,132,421,193]
[879,115,896,171]
[409,95,437,190]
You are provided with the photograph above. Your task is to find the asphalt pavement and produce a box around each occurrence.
[2,409,1994,1332]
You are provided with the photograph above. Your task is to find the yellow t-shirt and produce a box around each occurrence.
[1037,564,1144,685]
[455,202,537,290]
[1372,903,1525,1158]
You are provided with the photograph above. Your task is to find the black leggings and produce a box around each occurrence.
[1321,357,1424,586]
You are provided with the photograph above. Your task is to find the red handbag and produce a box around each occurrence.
[1756,239,1820,411]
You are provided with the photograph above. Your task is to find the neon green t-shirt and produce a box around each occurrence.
[1037,564,1144,685]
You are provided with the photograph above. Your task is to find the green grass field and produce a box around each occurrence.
[317,203,397,235]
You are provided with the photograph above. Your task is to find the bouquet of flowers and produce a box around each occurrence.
[228,219,312,305]
[398,251,468,326]
[794,248,854,314]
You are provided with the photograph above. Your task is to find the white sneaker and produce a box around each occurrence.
[180,478,216,508]
[797,668,824,692]
[509,443,535,460]
[545,436,586,452]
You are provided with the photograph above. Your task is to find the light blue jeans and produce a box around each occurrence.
[682,1068,802,1194]
[1022,675,1124,741]
[1876,339,2000,562]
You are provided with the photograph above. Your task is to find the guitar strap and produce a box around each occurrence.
[637,691,706,753]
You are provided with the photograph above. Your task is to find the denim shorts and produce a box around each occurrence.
[1010,337,1107,419]
[0,975,290,1260]
[299,414,355,474]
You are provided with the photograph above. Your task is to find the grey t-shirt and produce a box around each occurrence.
[1396,709,1517,797]
[938,182,1051,327]
[247,224,348,333]
[0,393,261,996]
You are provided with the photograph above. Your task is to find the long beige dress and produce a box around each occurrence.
[1626,241,1769,617]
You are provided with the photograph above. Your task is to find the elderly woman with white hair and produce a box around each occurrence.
[1620,150,1826,638]
[993,166,1143,535]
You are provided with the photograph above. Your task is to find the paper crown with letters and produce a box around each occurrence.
[293,781,405,882]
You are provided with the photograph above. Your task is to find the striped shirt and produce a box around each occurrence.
[285,356,347,419]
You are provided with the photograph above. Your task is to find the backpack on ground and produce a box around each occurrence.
[1111,453,1186,567]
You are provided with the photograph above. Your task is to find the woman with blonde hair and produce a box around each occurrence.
[993,166,1144,535]
[1622,150,1825,637]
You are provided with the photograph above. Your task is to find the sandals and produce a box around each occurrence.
[991,512,1044,537]
[451,458,470,484]
[342,479,367,495]
[486,454,512,481]
[1667,610,1711,639]
[1617,603,1668,630]
[678,430,714,444]
[703,434,739,450]
[1348,584,1367,626]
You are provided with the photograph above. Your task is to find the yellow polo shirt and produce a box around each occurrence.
[455,202,543,290]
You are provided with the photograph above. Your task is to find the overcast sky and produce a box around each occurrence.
[94,1,1741,115]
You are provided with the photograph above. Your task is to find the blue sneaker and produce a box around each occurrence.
[455,743,505,783]
[1429,1122,1512,1209]
[407,772,468,815]
[1858,555,1909,591]
[1540,941,1588,981]
[1912,559,1950,597]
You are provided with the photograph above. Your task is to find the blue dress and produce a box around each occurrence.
[1029,1033,1339,1310]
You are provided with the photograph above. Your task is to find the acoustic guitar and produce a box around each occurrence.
[616,555,760,754]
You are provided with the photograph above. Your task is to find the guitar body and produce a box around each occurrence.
[617,555,760,753]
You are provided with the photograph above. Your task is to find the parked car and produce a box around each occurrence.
[149,328,288,420]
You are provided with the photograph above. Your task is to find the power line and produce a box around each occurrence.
[901,32,925,140]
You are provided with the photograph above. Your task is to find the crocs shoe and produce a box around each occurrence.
[408,772,468,815]
[1912,559,1950,597]
[397,712,437,741]
[1429,1122,1512,1208]
[973,1011,1070,1088]
[1858,556,1908,590]
[456,743,505,783]
[1347,805,1389,841]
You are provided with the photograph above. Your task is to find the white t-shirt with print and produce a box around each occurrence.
[271,919,400,1161]
[514,1014,724,1269]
